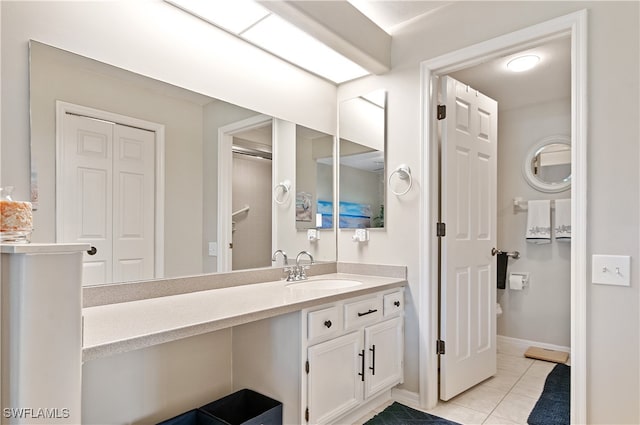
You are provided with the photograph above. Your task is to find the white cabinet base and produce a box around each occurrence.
[1,244,87,424]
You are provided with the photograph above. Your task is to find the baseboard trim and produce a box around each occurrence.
[498,334,570,356]
[391,388,420,408]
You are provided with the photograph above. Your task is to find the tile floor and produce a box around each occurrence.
[356,346,568,425]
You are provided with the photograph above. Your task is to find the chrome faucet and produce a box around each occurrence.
[271,249,288,266]
[294,251,314,280]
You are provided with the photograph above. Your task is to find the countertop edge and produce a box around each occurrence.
[82,279,406,362]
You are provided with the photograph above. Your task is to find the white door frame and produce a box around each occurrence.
[217,114,273,272]
[418,10,587,423]
[55,101,166,279]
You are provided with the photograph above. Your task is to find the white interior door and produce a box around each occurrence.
[60,113,155,285]
[112,124,156,282]
[439,75,498,400]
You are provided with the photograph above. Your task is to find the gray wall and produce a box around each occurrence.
[497,98,571,347]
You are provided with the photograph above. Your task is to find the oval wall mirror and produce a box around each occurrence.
[523,135,571,193]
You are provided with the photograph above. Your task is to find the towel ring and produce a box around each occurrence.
[389,164,412,196]
[273,179,292,205]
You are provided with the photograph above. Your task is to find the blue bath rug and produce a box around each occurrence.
[365,402,461,425]
[527,363,570,425]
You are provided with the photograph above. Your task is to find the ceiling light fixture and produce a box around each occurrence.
[165,0,369,83]
[506,55,540,72]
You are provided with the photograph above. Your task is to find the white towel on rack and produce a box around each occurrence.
[526,200,551,244]
[554,198,571,242]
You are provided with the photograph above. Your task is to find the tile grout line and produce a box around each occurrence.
[480,356,536,424]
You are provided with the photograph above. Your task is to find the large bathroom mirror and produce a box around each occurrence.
[523,135,571,193]
[29,40,336,286]
[338,90,386,228]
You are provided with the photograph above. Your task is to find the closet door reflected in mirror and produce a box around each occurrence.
[338,90,386,229]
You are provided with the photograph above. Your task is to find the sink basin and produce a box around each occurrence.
[287,278,363,290]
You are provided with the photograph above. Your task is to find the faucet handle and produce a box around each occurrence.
[299,265,310,280]
[283,267,296,282]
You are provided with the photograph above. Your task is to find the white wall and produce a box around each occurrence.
[338,2,639,422]
[82,330,232,424]
[497,98,571,347]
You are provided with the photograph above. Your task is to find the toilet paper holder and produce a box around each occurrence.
[509,272,530,289]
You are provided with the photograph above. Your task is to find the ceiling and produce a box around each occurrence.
[348,0,453,33]
[347,0,571,110]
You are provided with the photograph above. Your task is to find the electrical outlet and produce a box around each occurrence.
[353,228,369,242]
[208,242,218,257]
[592,255,631,286]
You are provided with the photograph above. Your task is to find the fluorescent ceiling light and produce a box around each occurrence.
[242,14,369,84]
[166,0,270,34]
[506,55,541,72]
[165,0,370,83]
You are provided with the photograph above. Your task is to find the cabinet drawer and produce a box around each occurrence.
[383,290,404,316]
[308,306,341,341]
[344,296,382,330]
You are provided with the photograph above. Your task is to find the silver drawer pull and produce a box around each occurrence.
[357,309,378,317]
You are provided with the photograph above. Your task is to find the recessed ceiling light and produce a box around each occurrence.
[507,55,540,72]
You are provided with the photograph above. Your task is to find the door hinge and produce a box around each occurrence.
[436,222,446,237]
[305,407,309,422]
[437,339,446,355]
[437,104,446,120]
[305,360,309,374]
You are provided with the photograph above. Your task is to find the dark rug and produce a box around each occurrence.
[527,363,570,425]
[365,402,461,425]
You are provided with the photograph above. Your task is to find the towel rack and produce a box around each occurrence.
[232,205,250,218]
[491,247,520,259]
[513,197,567,211]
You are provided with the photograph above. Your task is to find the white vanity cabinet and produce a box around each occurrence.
[304,288,404,424]
[232,286,404,425]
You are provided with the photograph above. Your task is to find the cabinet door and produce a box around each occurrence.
[364,316,404,398]
[307,332,363,424]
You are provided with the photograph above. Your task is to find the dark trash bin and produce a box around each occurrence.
[199,389,282,425]
[157,409,219,425]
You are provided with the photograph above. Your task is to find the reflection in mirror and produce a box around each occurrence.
[29,41,336,285]
[296,127,334,231]
[523,135,571,193]
[338,90,386,228]
[232,124,273,271]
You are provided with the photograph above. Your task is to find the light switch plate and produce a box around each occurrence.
[208,242,217,257]
[592,255,631,286]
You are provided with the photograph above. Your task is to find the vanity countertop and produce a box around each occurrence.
[82,272,406,361]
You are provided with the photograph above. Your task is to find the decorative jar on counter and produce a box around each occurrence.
[0,186,33,243]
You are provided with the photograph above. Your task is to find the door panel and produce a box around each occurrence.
[440,76,498,400]
[61,114,114,285]
[364,317,403,398]
[60,113,155,285]
[113,124,155,283]
[307,332,362,424]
